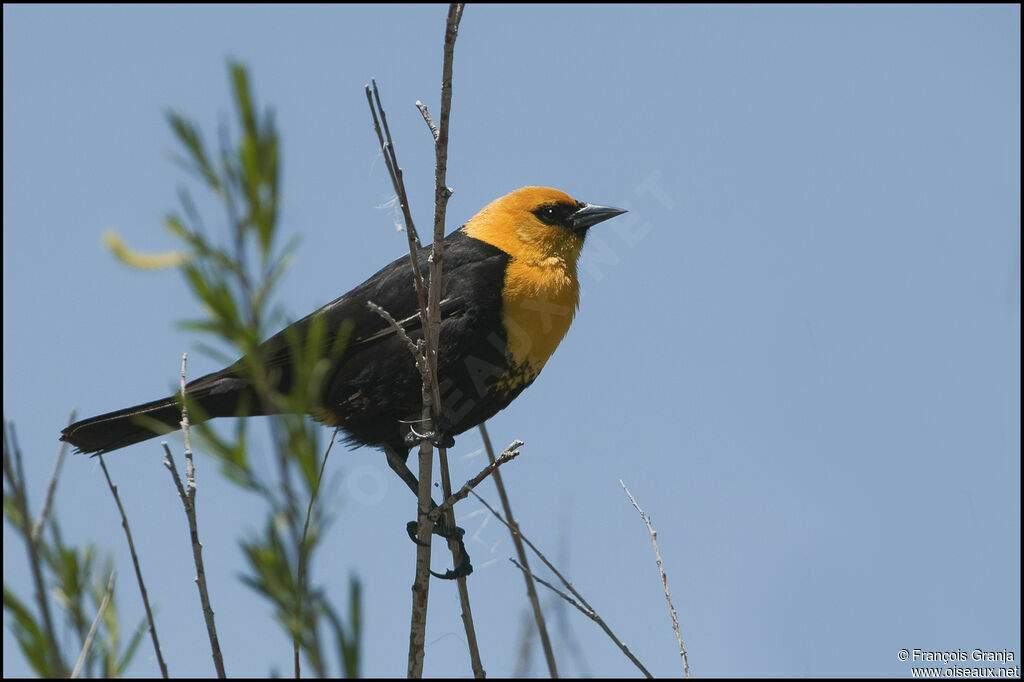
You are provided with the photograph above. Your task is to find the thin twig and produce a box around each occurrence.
[2,421,68,677]
[365,81,428,319]
[366,78,434,678]
[621,481,690,677]
[70,570,116,679]
[472,490,653,678]
[479,423,559,678]
[367,301,427,373]
[416,101,439,141]
[31,411,74,544]
[367,83,439,669]
[162,444,225,678]
[180,355,196,499]
[162,444,188,504]
[162,353,226,678]
[431,439,522,519]
[509,559,588,618]
[98,456,169,678]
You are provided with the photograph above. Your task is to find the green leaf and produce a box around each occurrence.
[165,112,222,192]
[3,584,53,677]
[3,492,25,531]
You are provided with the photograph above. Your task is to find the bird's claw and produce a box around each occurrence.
[406,520,432,547]
[430,552,473,580]
[405,518,473,579]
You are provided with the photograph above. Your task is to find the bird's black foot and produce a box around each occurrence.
[406,520,431,547]
[405,517,473,579]
[430,547,473,580]
[405,516,463,544]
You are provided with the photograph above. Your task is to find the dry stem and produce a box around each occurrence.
[479,422,559,677]
[364,6,474,675]
[162,353,225,678]
[366,76,436,680]
[422,5,482,678]
[621,481,690,677]
[70,570,116,678]
[99,456,169,678]
[431,439,522,519]
[473,490,653,678]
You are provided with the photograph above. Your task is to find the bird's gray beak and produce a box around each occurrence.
[568,203,628,236]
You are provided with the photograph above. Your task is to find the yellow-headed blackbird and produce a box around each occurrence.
[61,186,624,504]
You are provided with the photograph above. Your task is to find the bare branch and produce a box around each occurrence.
[479,422,559,677]
[431,439,522,519]
[99,456,169,678]
[179,354,196,498]
[509,559,588,618]
[364,81,428,320]
[163,353,225,678]
[367,301,426,372]
[70,570,116,678]
[365,77,435,677]
[162,443,188,500]
[421,5,484,679]
[416,101,439,142]
[366,5,471,676]
[472,489,653,678]
[621,481,690,678]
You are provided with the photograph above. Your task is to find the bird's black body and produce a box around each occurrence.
[61,186,627,579]
[61,229,522,460]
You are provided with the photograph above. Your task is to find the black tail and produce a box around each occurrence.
[61,372,260,455]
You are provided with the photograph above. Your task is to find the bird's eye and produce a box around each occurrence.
[535,205,561,225]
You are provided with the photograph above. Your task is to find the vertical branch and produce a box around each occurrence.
[479,423,558,677]
[409,371,435,678]
[425,2,461,503]
[421,4,481,678]
[162,354,226,678]
[365,5,468,677]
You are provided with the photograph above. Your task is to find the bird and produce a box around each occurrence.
[61,186,625,573]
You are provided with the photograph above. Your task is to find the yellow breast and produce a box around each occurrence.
[460,186,589,391]
[499,256,579,386]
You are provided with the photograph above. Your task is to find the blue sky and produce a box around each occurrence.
[3,4,1020,677]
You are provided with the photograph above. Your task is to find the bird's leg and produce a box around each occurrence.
[383,446,472,579]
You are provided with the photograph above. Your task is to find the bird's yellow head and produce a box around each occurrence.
[462,187,626,384]
[462,187,625,267]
